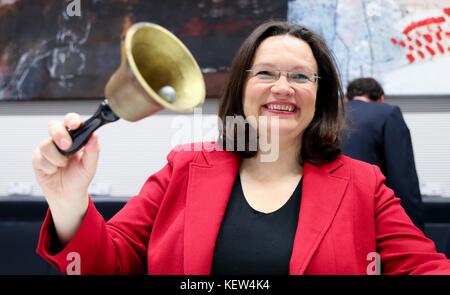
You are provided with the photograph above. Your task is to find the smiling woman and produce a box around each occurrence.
[218,21,343,166]
[33,20,450,275]
[244,35,318,150]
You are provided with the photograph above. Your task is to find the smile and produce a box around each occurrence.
[262,103,298,114]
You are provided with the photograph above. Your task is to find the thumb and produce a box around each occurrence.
[81,132,100,174]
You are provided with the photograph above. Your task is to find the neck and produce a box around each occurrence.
[352,96,372,103]
[240,138,303,180]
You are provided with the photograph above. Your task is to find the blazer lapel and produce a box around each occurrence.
[184,150,239,274]
[289,158,349,274]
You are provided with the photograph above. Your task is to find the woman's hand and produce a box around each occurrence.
[32,112,100,245]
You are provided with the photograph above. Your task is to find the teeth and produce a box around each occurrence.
[266,104,295,112]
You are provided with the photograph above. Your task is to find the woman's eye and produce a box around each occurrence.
[291,73,309,82]
[256,70,276,78]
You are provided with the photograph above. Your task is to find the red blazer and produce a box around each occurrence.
[37,142,450,274]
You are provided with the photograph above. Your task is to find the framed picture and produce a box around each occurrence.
[0,0,287,101]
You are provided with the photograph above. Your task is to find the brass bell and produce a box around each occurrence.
[57,22,206,156]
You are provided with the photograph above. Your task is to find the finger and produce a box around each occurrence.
[40,138,69,168]
[32,148,58,175]
[63,113,82,130]
[81,132,100,173]
[84,132,99,153]
[48,120,72,151]
[31,147,41,171]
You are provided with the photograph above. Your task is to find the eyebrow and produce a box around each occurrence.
[252,62,316,73]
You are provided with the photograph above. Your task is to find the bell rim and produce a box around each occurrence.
[124,22,206,112]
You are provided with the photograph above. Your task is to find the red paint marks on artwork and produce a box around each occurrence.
[437,43,445,54]
[418,50,425,59]
[403,16,445,35]
[425,45,435,56]
[406,54,415,63]
[391,7,450,63]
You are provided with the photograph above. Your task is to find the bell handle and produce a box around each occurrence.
[55,100,120,157]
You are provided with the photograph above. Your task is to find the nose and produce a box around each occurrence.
[270,75,295,97]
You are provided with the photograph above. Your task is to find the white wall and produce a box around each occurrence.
[1,98,450,197]
[0,100,219,198]
[404,113,450,197]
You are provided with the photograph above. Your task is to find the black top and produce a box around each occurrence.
[211,174,302,275]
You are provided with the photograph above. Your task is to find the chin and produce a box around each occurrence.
[266,125,303,140]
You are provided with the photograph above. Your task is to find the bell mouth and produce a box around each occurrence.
[125,22,206,112]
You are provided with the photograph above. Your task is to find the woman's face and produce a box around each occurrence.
[242,35,319,145]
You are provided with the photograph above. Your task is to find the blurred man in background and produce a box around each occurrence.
[342,77,424,230]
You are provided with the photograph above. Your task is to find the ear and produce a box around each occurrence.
[378,95,385,103]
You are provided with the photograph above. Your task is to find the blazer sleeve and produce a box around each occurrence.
[383,107,424,230]
[373,165,450,274]
[36,148,177,274]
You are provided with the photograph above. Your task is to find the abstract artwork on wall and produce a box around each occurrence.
[0,0,287,101]
[288,0,450,95]
[3,0,447,100]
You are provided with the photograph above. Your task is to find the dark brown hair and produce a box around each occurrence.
[218,20,345,165]
[346,77,385,102]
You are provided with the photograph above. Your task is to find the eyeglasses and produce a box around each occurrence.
[246,69,320,84]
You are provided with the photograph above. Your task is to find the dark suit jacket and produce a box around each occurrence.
[342,100,424,230]
[37,142,450,274]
